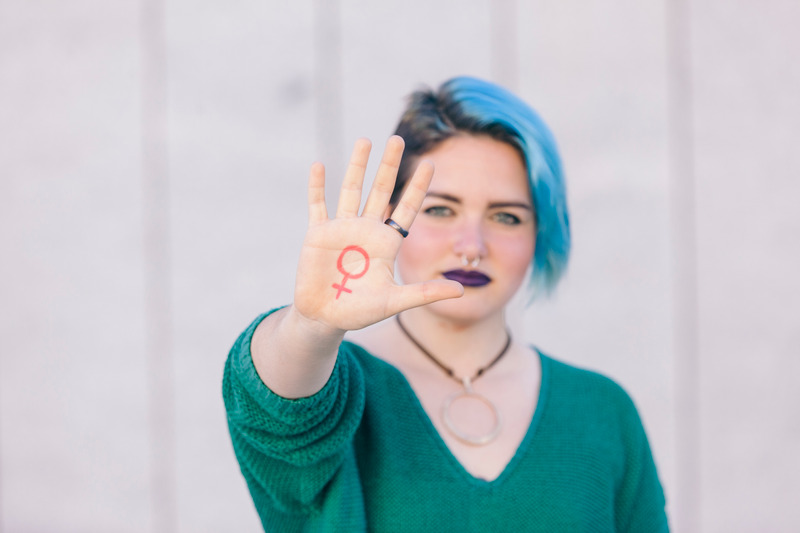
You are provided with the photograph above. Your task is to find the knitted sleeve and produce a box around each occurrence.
[222,311,367,529]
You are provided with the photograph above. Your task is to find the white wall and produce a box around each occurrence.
[1,1,798,531]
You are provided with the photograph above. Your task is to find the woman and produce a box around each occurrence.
[223,77,669,531]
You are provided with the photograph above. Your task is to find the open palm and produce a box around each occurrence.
[293,136,463,332]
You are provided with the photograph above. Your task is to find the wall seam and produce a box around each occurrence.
[141,0,176,531]
[666,0,700,530]
[313,0,345,185]
[490,0,519,91]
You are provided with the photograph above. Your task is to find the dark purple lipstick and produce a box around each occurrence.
[442,269,492,287]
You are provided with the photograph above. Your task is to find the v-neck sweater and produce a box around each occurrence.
[224,312,669,532]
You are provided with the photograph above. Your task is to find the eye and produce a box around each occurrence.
[492,212,522,225]
[424,205,454,217]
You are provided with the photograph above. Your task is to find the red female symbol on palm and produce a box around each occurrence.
[332,245,370,299]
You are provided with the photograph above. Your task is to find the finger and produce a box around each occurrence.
[336,138,372,218]
[361,136,404,219]
[385,159,434,231]
[308,162,328,224]
[385,279,464,316]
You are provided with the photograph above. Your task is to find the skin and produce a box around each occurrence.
[396,134,536,329]
[353,134,540,480]
[251,136,462,399]
[252,134,540,480]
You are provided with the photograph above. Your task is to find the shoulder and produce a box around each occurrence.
[542,352,628,394]
[539,351,643,428]
[536,351,658,483]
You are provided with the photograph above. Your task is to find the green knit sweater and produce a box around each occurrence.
[224,312,669,532]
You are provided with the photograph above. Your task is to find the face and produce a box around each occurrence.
[396,134,535,324]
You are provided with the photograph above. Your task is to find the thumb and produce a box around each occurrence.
[385,279,464,316]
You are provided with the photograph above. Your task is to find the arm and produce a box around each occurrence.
[223,311,366,524]
[252,136,462,399]
[223,137,463,527]
[249,305,343,400]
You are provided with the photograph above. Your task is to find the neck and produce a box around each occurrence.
[396,307,510,379]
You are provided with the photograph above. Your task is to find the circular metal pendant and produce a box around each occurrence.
[441,380,502,446]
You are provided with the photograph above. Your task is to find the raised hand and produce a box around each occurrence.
[293,136,463,332]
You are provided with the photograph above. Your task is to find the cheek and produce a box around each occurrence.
[492,232,535,277]
[396,226,450,281]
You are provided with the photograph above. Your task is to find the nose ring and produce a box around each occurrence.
[461,255,480,268]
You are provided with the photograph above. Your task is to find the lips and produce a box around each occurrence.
[442,269,492,287]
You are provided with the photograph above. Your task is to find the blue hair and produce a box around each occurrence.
[392,76,571,296]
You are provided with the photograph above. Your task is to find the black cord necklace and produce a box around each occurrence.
[395,315,512,446]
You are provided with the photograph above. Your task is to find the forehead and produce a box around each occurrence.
[421,134,531,201]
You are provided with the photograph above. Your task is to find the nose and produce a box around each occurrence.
[453,217,488,261]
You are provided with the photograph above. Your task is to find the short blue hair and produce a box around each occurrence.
[392,76,570,296]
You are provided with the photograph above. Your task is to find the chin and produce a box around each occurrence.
[422,290,508,325]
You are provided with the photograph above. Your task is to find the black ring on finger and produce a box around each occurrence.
[384,218,409,238]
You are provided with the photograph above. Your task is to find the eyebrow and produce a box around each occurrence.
[425,192,532,210]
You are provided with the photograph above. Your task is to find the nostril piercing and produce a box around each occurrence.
[461,255,480,268]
